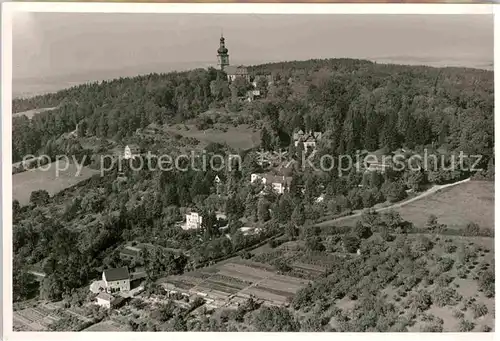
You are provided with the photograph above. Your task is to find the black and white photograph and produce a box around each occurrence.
[3,4,495,335]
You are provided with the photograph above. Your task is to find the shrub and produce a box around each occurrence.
[239,250,252,259]
[481,325,492,332]
[462,222,480,236]
[432,287,462,307]
[342,234,361,253]
[353,221,372,239]
[452,310,464,319]
[478,270,494,298]
[472,303,488,318]
[420,322,443,332]
[408,290,432,311]
[458,319,475,332]
[436,274,454,287]
[268,240,280,248]
[443,244,457,254]
[457,268,468,279]
[437,257,455,273]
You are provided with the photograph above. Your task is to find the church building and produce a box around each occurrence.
[217,34,249,83]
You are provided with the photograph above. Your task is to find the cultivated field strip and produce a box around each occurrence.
[164,260,315,306]
[240,287,289,304]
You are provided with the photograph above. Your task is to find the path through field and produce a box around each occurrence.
[315,178,471,227]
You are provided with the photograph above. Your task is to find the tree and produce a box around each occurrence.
[251,306,300,332]
[201,210,218,239]
[260,127,273,152]
[342,234,361,253]
[257,198,271,223]
[291,203,306,226]
[353,221,372,239]
[381,181,407,203]
[305,236,325,252]
[284,222,299,240]
[30,190,50,206]
[406,171,425,191]
[463,222,480,236]
[361,209,380,229]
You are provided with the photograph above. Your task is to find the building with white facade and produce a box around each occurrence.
[102,267,131,293]
[293,130,322,150]
[250,173,292,194]
[95,292,114,309]
[124,145,140,160]
[184,212,203,230]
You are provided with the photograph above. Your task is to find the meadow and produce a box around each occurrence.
[331,181,494,231]
[13,161,100,205]
[165,124,260,151]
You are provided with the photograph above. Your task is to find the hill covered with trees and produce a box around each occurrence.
[11,58,494,331]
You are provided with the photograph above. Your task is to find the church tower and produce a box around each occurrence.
[217,34,230,70]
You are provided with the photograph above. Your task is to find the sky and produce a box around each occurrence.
[12,13,493,96]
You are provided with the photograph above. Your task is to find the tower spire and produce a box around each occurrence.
[217,32,229,71]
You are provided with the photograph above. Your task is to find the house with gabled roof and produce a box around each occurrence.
[95,292,114,309]
[124,144,140,160]
[250,173,292,194]
[102,267,130,293]
[293,130,322,150]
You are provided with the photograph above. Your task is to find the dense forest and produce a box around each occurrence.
[12,58,494,331]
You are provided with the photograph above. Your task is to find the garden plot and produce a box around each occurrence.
[160,259,312,307]
[13,305,62,331]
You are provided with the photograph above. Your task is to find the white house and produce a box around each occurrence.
[293,130,322,149]
[124,144,140,160]
[184,212,203,230]
[95,292,113,309]
[250,173,292,194]
[246,89,261,102]
[102,267,130,293]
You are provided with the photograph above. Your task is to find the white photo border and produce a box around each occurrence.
[1,2,497,341]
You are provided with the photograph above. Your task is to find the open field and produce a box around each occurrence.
[395,181,494,230]
[165,124,260,150]
[13,161,100,205]
[12,107,58,119]
[321,180,494,230]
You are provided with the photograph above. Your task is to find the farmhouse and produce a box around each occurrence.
[184,212,203,230]
[102,267,131,293]
[293,130,322,149]
[250,173,292,194]
[123,144,140,160]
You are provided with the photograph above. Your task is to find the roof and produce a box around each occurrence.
[119,248,141,258]
[293,130,322,142]
[125,144,140,152]
[225,65,248,76]
[103,267,130,281]
[256,173,292,186]
[96,292,113,302]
